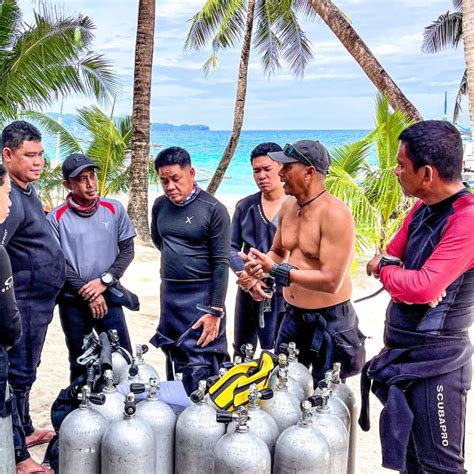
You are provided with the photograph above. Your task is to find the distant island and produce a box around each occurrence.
[47,113,210,132]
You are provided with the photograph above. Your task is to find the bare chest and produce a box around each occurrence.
[280,213,321,260]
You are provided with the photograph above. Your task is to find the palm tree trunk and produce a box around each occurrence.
[128,0,156,240]
[206,0,257,195]
[308,0,423,123]
[463,0,474,137]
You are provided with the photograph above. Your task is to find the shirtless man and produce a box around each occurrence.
[243,140,365,384]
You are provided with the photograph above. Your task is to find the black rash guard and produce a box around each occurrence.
[0,246,21,348]
[151,190,230,308]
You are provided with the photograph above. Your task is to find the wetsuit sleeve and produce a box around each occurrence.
[230,202,245,274]
[0,246,21,347]
[107,237,134,279]
[150,200,162,250]
[381,209,474,303]
[0,195,22,247]
[65,260,87,291]
[209,203,230,308]
[386,200,423,258]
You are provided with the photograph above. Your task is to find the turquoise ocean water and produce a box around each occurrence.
[44,129,370,199]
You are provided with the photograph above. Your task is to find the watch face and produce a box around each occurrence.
[102,273,113,284]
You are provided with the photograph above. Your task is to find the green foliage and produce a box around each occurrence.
[328,94,414,256]
[185,0,313,78]
[0,0,118,126]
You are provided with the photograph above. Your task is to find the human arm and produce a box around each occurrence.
[380,211,474,304]
[0,246,21,348]
[150,200,163,250]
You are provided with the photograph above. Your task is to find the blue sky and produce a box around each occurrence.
[20,0,467,130]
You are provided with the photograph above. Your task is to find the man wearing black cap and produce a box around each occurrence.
[47,153,136,382]
[0,121,65,465]
[242,140,365,385]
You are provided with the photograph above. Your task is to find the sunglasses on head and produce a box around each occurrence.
[283,144,313,167]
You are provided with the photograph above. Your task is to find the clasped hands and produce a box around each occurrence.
[237,248,274,302]
[78,278,108,319]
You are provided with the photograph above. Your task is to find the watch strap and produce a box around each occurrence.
[196,304,225,318]
[269,263,297,287]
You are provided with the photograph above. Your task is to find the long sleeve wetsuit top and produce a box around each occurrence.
[151,190,230,308]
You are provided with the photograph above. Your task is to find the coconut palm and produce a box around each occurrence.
[422,0,468,123]
[0,0,118,127]
[463,0,474,135]
[128,0,156,241]
[185,0,314,195]
[307,0,422,123]
[26,106,134,208]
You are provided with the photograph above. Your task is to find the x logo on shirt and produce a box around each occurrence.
[186,216,194,224]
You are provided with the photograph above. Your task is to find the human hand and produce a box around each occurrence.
[236,270,258,292]
[240,248,275,279]
[79,278,107,302]
[89,294,108,319]
[366,254,384,279]
[193,312,221,347]
[248,280,271,302]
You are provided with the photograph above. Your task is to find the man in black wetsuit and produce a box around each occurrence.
[364,120,473,473]
[150,146,230,394]
[0,121,65,451]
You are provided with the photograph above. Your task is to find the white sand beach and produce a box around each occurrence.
[28,197,473,473]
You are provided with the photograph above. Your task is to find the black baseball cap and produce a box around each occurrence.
[62,153,99,180]
[268,140,331,175]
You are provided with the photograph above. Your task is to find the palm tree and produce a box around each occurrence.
[307,0,422,123]
[127,0,156,241]
[185,0,314,195]
[0,0,118,127]
[26,107,134,208]
[463,0,474,135]
[422,0,466,123]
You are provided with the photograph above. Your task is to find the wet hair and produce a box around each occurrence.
[398,120,463,182]
[250,142,282,163]
[154,146,191,173]
[0,163,6,186]
[1,121,42,152]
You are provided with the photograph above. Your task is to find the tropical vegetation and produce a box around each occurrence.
[185,0,315,195]
[0,0,118,127]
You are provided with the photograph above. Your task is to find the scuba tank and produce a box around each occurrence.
[90,369,125,423]
[101,393,155,474]
[311,387,349,474]
[227,384,279,456]
[108,329,132,385]
[59,386,107,474]
[213,406,271,474]
[175,380,226,474]
[261,367,301,434]
[331,362,358,474]
[0,385,16,474]
[269,354,305,402]
[274,400,331,474]
[133,378,176,474]
[280,341,314,397]
[241,343,255,362]
[118,345,158,385]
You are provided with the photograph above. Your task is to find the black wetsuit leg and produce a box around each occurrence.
[58,297,132,383]
[402,362,472,474]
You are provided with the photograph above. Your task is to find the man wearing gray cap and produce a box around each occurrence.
[47,153,136,382]
[242,140,365,385]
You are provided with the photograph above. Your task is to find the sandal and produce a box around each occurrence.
[16,458,54,473]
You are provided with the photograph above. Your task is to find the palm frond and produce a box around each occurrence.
[452,0,462,12]
[0,0,20,51]
[453,69,467,123]
[202,52,220,77]
[184,0,246,51]
[290,0,319,20]
[422,11,462,53]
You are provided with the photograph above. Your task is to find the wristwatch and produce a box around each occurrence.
[269,263,298,287]
[378,255,403,273]
[100,272,116,287]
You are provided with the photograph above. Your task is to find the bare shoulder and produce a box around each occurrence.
[279,196,297,217]
[322,193,354,227]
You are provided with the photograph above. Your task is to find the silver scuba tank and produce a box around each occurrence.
[101,393,155,474]
[332,362,358,474]
[311,387,349,474]
[118,346,158,385]
[134,378,176,474]
[59,386,108,474]
[0,385,16,474]
[273,400,331,474]
[261,367,301,434]
[90,369,125,423]
[227,384,279,456]
[175,380,226,474]
[241,343,255,362]
[108,329,132,385]
[269,354,306,402]
[213,406,271,474]
[280,341,314,397]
